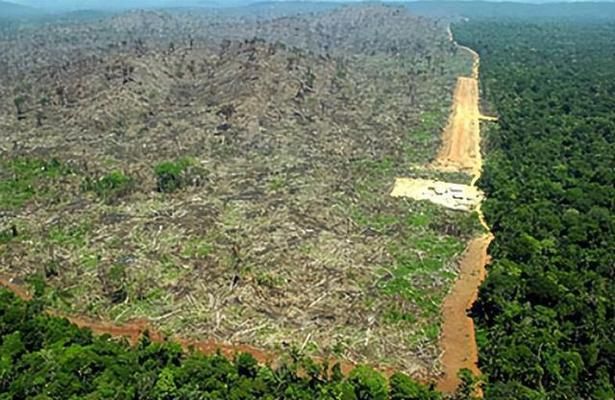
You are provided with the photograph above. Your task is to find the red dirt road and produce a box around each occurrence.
[436,233,492,393]
[433,40,495,394]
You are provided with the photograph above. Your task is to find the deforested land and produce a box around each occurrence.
[0,4,478,379]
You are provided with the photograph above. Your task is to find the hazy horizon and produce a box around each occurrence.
[8,0,615,13]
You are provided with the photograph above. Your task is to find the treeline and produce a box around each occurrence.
[0,288,478,399]
[454,21,614,399]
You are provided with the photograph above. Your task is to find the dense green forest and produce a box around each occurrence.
[453,20,615,399]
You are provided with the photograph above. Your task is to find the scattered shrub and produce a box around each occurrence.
[100,264,127,304]
[82,170,133,201]
[154,158,193,193]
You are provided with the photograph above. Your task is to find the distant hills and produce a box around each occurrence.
[4,1,615,17]
[8,0,254,11]
[0,1,45,18]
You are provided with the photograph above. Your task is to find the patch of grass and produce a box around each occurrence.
[181,238,213,258]
[154,157,194,193]
[80,253,100,272]
[82,170,133,202]
[221,203,242,227]
[268,175,287,192]
[0,222,27,245]
[404,110,446,164]
[351,157,395,179]
[99,263,128,304]
[350,157,398,203]
[0,230,14,245]
[350,207,398,232]
[383,306,418,325]
[255,272,284,289]
[406,212,430,228]
[47,221,91,249]
[423,323,440,341]
[385,233,463,285]
[159,258,185,284]
[0,158,72,210]
[429,210,485,238]
[107,264,126,282]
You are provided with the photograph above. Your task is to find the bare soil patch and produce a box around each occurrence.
[431,76,482,175]
[390,37,494,393]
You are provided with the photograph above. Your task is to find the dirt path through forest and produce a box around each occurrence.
[394,25,494,393]
[433,36,494,394]
[436,231,492,393]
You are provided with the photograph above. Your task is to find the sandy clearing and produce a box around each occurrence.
[431,76,482,176]
[391,178,483,211]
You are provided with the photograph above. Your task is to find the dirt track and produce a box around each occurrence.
[432,76,482,175]
[434,42,494,394]
[431,33,494,178]
[436,232,492,393]
[393,27,494,393]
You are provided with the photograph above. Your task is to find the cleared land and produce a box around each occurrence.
[0,5,477,379]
